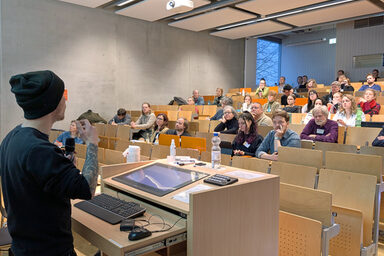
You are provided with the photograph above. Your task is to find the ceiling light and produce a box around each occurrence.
[117,0,135,7]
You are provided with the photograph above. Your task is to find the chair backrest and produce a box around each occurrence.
[232,156,270,173]
[202,95,215,104]
[150,144,169,160]
[257,126,273,138]
[287,124,305,135]
[195,132,214,151]
[354,91,365,97]
[202,105,217,117]
[219,133,236,143]
[279,211,322,256]
[181,136,206,152]
[188,121,199,133]
[176,147,200,159]
[179,105,196,112]
[337,126,346,144]
[178,110,193,121]
[116,125,131,140]
[104,124,118,137]
[114,139,131,152]
[154,110,168,119]
[371,115,384,122]
[158,134,180,147]
[94,123,106,136]
[280,183,332,227]
[295,98,308,106]
[360,145,384,169]
[345,127,381,146]
[318,168,377,246]
[75,144,87,159]
[167,111,179,121]
[251,98,268,105]
[76,157,85,171]
[278,147,323,169]
[104,149,126,164]
[131,142,152,157]
[200,151,211,163]
[325,150,382,182]
[196,105,204,115]
[351,82,363,91]
[290,113,306,124]
[221,154,231,166]
[49,130,62,143]
[314,141,357,162]
[209,120,221,132]
[197,120,210,133]
[271,161,317,188]
[168,121,176,129]
[98,147,105,163]
[301,140,314,149]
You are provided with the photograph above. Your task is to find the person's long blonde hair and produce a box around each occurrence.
[339,94,357,115]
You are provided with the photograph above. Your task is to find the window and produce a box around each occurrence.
[256,39,281,87]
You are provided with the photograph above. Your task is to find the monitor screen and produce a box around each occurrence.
[112,163,209,197]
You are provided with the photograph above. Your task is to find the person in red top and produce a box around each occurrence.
[359,88,381,116]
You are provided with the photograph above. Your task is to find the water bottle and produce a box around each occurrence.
[211,132,221,169]
[355,106,363,127]
[170,139,176,159]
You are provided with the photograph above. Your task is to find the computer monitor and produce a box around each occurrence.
[112,163,209,197]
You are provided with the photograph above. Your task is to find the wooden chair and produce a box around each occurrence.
[115,139,131,152]
[150,144,169,160]
[178,111,193,121]
[288,123,305,135]
[179,105,196,112]
[154,110,168,118]
[279,211,322,256]
[295,98,308,106]
[104,124,118,137]
[354,91,365,98]
[195,132,214,151]
[251,98,268,105]
[98,148,105,164]
[318,168,377,247]
[221,154,231,166]
[200,151,211,163]
[209,120,221,133]
[290,113,306,124]
[314,141,357,163]
[278,147,323,169]
[188,121,199,134]
[75,144,87,159]
[168,121,176,129]
[197,120,210,133]
[232,156,270,173]
[167,111,179,121]
[196,105,204,116]
[228,88,240,93]
[202,95,215,104]
[270,161,317,188]
[219,133,236,143]
[158,134,180,147]
[202,105,217,117]
[200,152,231,166]
[94,123,106,136]
[337,126,346,144]
[132,142,152,158]
[351,82,363,91]
[181,136,206,152]
[49,130,63,143]
[359,145,384,169]
[257,126,273,138]
[345,127,381,146]
[301,140,314,149]
[176,147,200,159]
[98,136,109,149]
[103,149,126,164]
[371,115,384,122]
[116,125,131,140]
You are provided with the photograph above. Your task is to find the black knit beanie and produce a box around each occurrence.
[9,70,65,119]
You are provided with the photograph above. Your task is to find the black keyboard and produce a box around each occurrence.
[74,193,146,224]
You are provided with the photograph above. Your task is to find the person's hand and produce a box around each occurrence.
[76,119,99,145]
[309,134,316,138]
[377,136,384,141]
[233,150,245,156]
[54,141,63,148]
[258,92,263,98]
[359,98,366,103]
[111,121,117,125]
[325,133,331,136]
[130,121,136,128]
[337,119,347,127]
[275,124,285,139]
[220,116,226,123]
[270,152,278,161]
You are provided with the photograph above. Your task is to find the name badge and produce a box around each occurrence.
[316,129,325,135]
[243,141,251,148]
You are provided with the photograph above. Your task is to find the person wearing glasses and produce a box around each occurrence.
[150,113,169,144]
[214,106,239,134]
[250,103,273,126]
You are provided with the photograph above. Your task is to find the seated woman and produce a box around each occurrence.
[338,75,354,92]
[212,88,224,106]
[181,97,199,119]
[54,120,84,147]
[232,112,263,157]
[303,98,325,124]
[150,113,169,144]
[262,90,281,113]
[283,95,300,113]
[372,127,384,147]
[327,92,342,114]
[359,88,381,116]
[256,110,301,161]
[255,78,269,99]
[333,94,365,127]
[214,106,239,134]
[301,89,318,113]
[298,79,317,93]
[242,94,252,112]
[130,102,156,140]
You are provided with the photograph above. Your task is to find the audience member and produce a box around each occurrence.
[77,109,107,124]
[306,79,317,90]
[192,89,205,105]
[150,113,169,144]
[303,98,324,124]
[54,120,84,147]
[232,112,263,157]
[280,85,298,106]
[359,88,381,116]
[278,76,286,93]
[300,105,338,143]
[131,102,156,140]
[214,106,239,134]
[333,94,365,127]
[336,69,345,81]
[328,92,342,114]
[283,95,300,113]
[210,97,233,120]
[372,69,380,82]
[372,127,384,147]
[263,90,281,113]
[297,75,308,91]
[256,110,301,161]
[108,108,131,125]
[250,103,273,126]
[212,88,224,106]
[296,76,303,88]
[302,89,319,113]
[358,73,382,92]
[323,81,341,104]
[242,94,252,112]
[255,78,269,99]
[182,97,199,119]
[165,117,191,137]
[338,76,354,92]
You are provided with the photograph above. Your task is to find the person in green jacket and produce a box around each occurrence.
[255,79,269,99]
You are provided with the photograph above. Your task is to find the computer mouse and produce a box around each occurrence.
[128,227,152,241]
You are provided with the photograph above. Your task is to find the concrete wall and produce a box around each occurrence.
[0,0,244,138]
[336,21,384,82]
[244,38,257,88]
[281,28,337,87]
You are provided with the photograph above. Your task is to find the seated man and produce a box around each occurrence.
[250,102,273,126]
[210,97,233,121]
[323,81,341,104]
[358,73,382,92]
[372,127,384,147]
[256,110,301,161]
[192,89,205,105]
[165,118,191,137]
[108,108,131,125]
[280,85,299,106]
[300,105,338,143]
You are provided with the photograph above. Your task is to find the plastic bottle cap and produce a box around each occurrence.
[213,132,219,136]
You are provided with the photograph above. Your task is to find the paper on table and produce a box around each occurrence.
[172,184,212,204]
[225,170,265,180]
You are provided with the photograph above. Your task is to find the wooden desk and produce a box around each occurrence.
[72,160,279,256]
